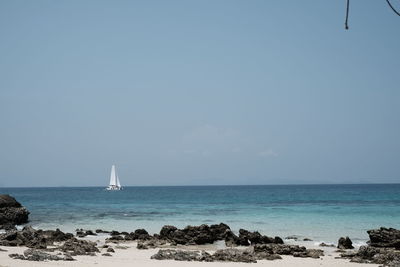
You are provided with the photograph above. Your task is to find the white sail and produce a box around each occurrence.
[116,175,121,187]
[109,165,117,186]
[106,164,122,190]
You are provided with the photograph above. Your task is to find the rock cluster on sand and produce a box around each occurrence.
[367,227,400,249]
[157,223,283,247]
[0,226,73,248]
[9,248,74,261]
[158,223,230,245]
[341,227,400,266]
[225,228,284,246]
[59,238,100,256]
[151,244,324,263]
[0,195,29,230]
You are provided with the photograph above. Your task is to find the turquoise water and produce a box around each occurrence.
[1,184,399,244]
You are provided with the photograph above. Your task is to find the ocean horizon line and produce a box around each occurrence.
[1,182,399,189]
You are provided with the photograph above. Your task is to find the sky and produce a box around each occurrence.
[0,0,399,187]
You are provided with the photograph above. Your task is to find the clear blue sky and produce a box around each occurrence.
[0,1,399,187]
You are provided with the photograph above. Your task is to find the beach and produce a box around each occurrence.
[0,241,380,267]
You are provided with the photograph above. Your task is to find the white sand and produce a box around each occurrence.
[0,242,379,267]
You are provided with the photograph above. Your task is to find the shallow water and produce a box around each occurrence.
[1,184,399,243]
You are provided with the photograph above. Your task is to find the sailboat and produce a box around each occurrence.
[106,165,122,190]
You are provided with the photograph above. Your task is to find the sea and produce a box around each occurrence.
[1,184,399,245]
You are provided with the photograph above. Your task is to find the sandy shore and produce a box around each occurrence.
[0,241,379,267]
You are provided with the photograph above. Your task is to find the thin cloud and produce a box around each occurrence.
[258,149,278,157]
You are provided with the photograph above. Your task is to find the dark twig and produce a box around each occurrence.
[345,0,350,30]
[386,0,400,16]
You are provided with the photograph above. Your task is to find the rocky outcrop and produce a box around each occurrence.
[151,248,257,263]
[367,227,400,249]
[151,243,323,263]
[58,238,99,256]
[338,236,354,249]
[340,227,400,266]
[137,238,167,249]
[151,249,212,261]
[9,248,74,261]
[156,223,284,247]
[76,229,97,238]
[0,195,29,229]
[95,229,110,234]
[124,229,152,241]
[254,243,324,258]
[341,245,400,266]
[212,248,257,263]
[225,229,284,247]
[159,223,231,245]
[0,226,74,248]
[237,229,283,245]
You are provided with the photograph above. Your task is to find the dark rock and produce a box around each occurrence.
[367,227,400,249]
[124,229,151,241]
[110,230,120,236]
[0,195,23,208]
[95,229,110,234]
[85,230,97,236]
[137,238,167,249]
[21,226,47,249]
[151,249,211,262]
[255,252,282,260]
[212,248,256,263]
[0,224,16,231]
[0,195,29,229]
[59,238,99,256]
[159,224,230,245]
[303,238,313,241]
[107,247,115,253]
[75,229,97,238]
[107,235,124,241]
[8,248,74,261]
[254,243,323,258]
[151,244,323,263]
[320,242,335,247]
[9,253,25,260]
[159,225,177,239]
[102,253,112,256]
[0,226,47,248]
[76,230,86,238]
[238,229,283,245]
[341,245,400,266]
[0,248,7,252]
[293,249,324,259]
[63,253,75,261]
[115,245,129,249]
[224,230,247,247]
[338,236,354,249]
[40,228,74,242]
[209,223,231,239]
[285,235,299,241]
[137,242,148,250]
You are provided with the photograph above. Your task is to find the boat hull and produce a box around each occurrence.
[106,185,122,191]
